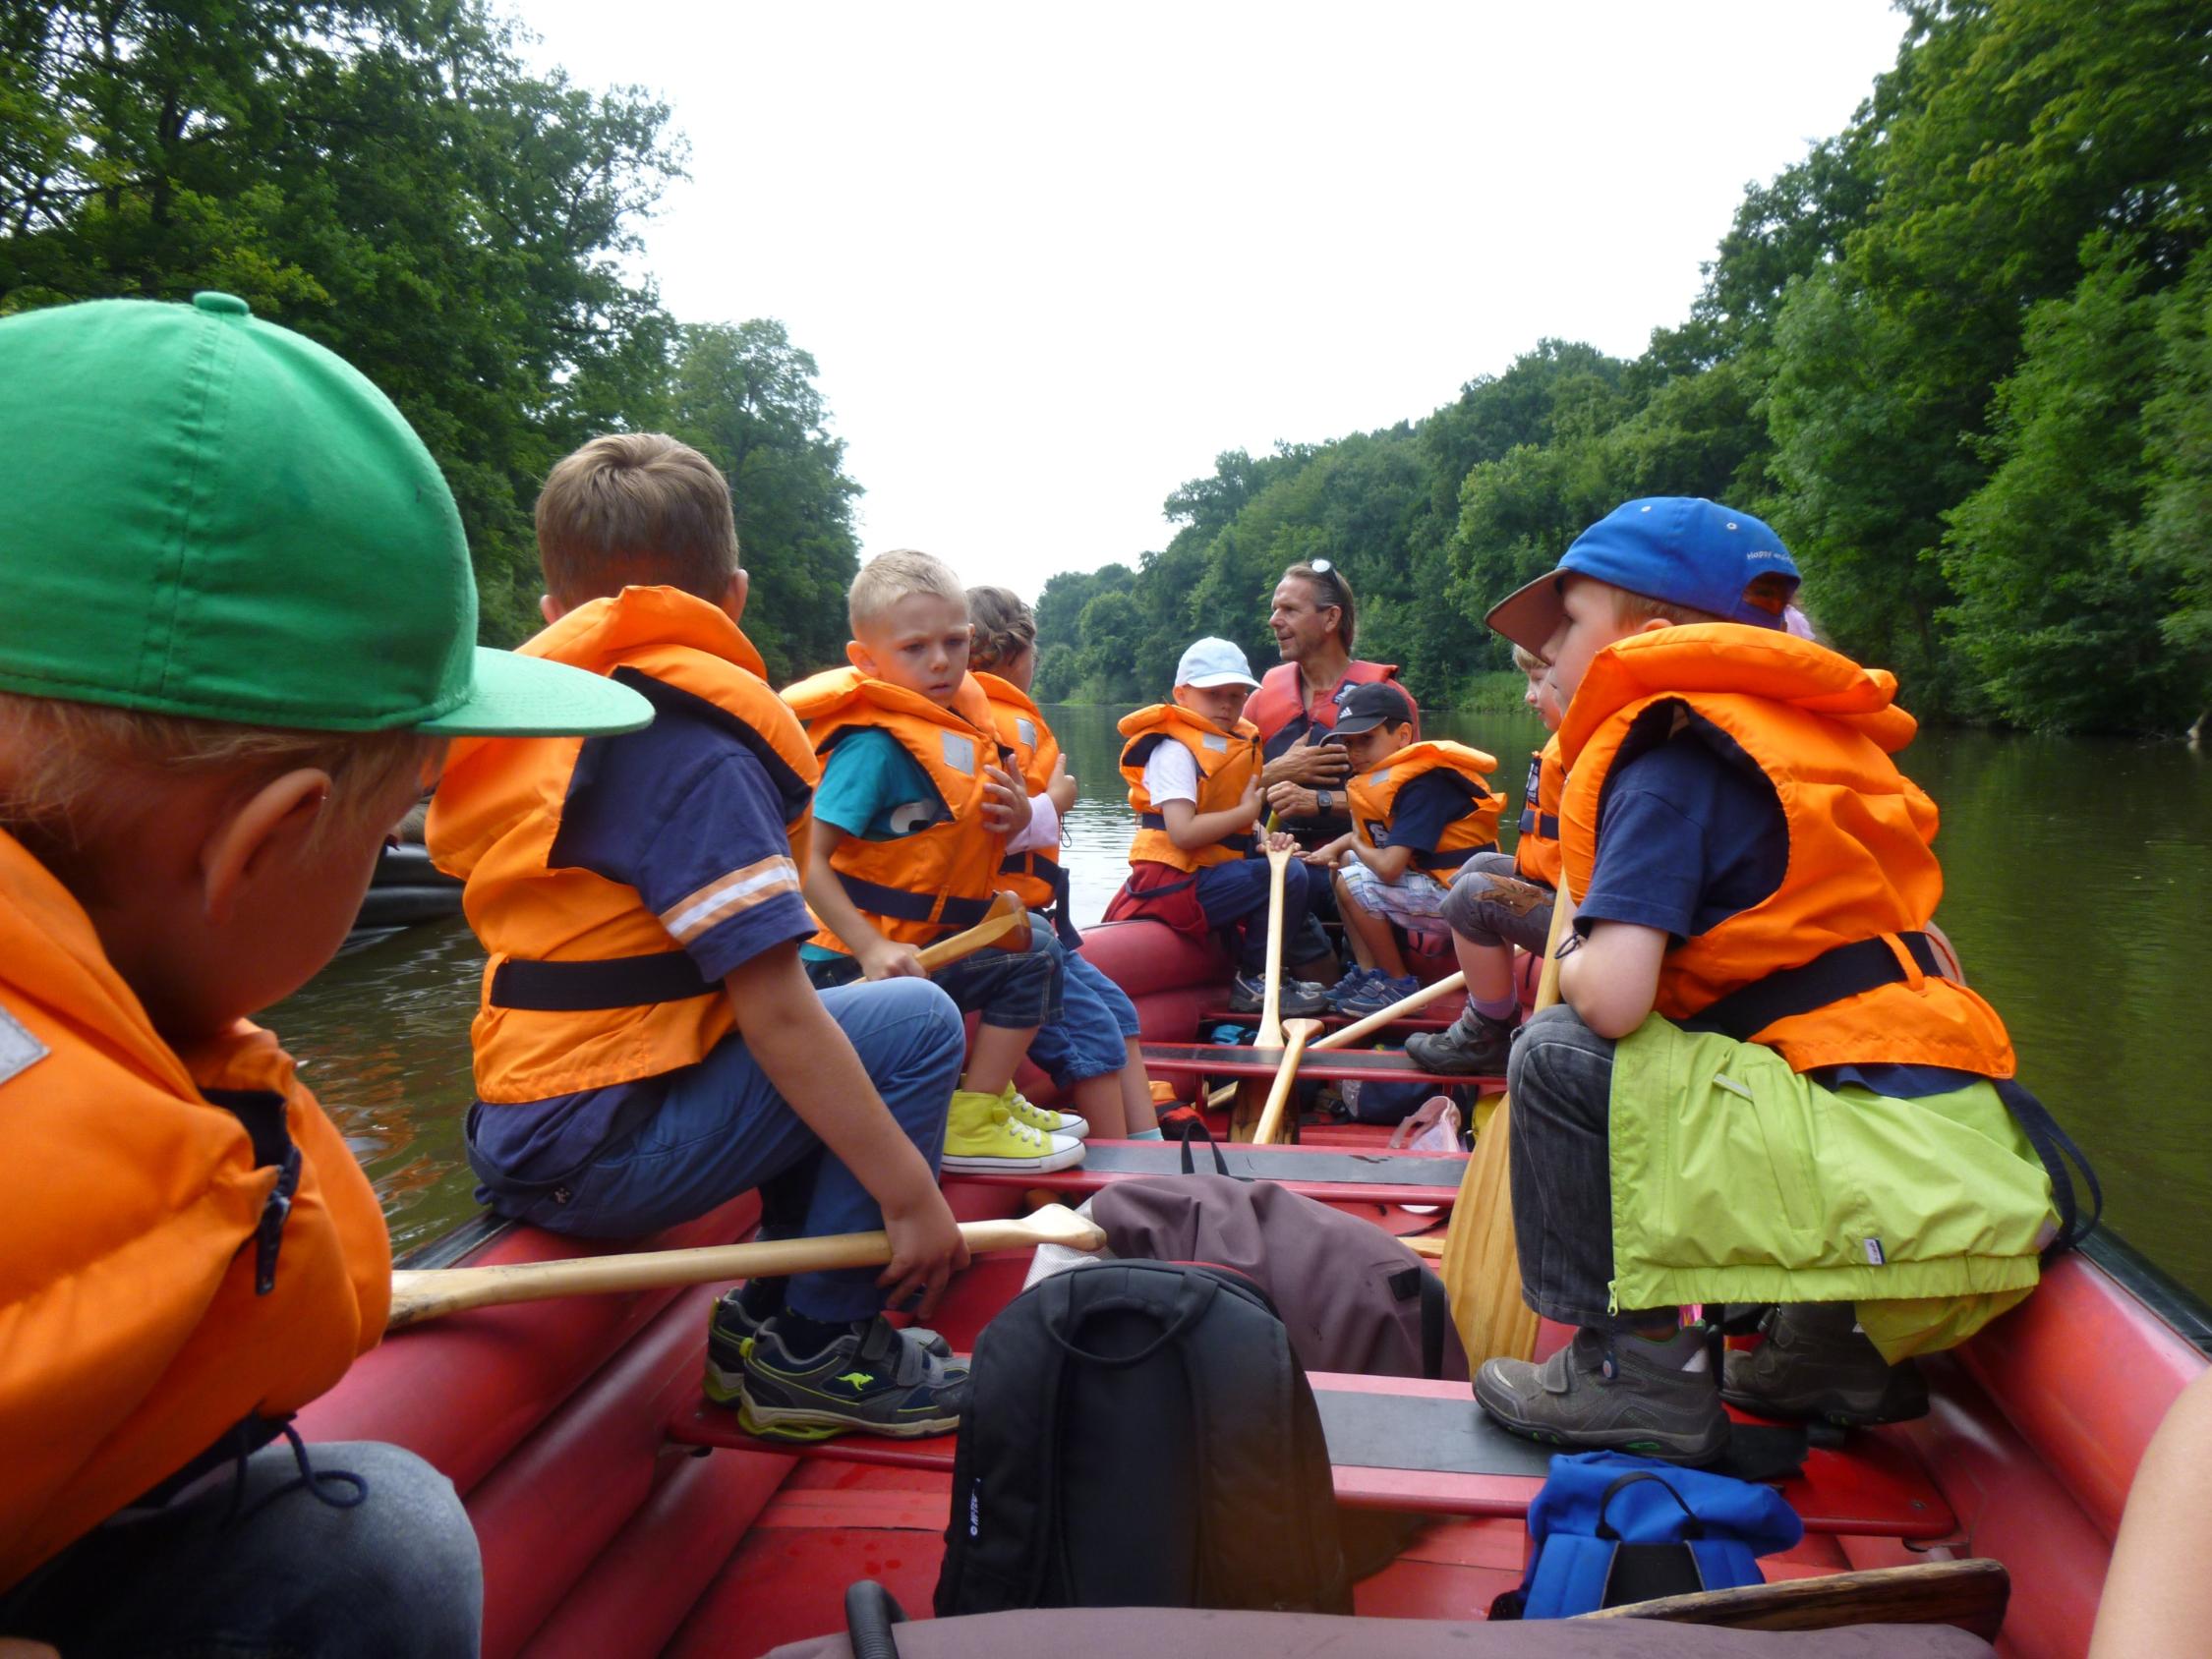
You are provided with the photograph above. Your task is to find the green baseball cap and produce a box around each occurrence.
[0,293,649,737]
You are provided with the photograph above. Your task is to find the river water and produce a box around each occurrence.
[275,705,2212,1301]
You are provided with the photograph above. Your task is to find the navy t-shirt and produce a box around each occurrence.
[467,690,816,1186]
[1575,710,1980,1098]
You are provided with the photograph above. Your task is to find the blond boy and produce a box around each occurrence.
[0,293,646,1651]
[786,551,1083,1176]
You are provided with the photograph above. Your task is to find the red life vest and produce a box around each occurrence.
[1344,740,1502,875]
[1513,732,1564,888]
[0,831,389,1589]
[784,667,1011,952]
[427,586,819,1103]
[1242,659,1406,751]
[1557,626,2014,1076]
[1117,702,1262,874]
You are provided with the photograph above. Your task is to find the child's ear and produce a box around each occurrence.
[1635,615,1674,635]
[720,569,749,626]
[199,769,332,926]
[540,592,565,625]
[844,638,875,675]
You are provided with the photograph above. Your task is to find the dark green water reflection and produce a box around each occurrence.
[273,705,2212,1300]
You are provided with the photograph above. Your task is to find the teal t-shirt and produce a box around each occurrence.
[802,729,950,960]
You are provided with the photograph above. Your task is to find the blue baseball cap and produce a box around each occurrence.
[1484,496,1801,657]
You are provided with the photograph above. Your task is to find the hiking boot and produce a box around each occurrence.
[706,1287,950,1402]
[996,1083,1087,1139]
[1476,1325,1730,1464]
[941,1089,1086,1173]
[734,1313,970,1442]
[1334,970,1421,1017]
[1228,970,1330,1020]
[1721,1303,1930,1426]
[1404,1010,1515,1076]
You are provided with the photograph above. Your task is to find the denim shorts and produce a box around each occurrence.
[1026,952,1142,1085]
[807,922,1065,1030]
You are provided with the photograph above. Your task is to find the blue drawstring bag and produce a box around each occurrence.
[1494,1451,1804,1619]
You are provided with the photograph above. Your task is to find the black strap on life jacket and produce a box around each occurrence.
[836,874,995,933]
[1519,807,1561,838]
[1685,932,2102,1260]
[1137,812,1255,857]
[202,1088,302,1295]
[1683,933,1946,1045]
[491,949,716,1011]
[1003,850,1080,948]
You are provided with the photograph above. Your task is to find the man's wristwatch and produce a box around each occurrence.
[1316,788,1335,814]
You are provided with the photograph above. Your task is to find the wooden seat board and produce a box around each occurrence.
[1140,1040,1498,1089]
[947,1138,1467,1206]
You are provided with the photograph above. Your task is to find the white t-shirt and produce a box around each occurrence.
[1141,741,1200,808]
[1008,789,1060,853]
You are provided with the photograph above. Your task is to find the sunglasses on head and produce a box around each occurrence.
[1303,558,1345,607]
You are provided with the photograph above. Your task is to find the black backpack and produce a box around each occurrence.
[933,1260,1352,1617]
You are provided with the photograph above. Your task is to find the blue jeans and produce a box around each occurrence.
[1027,952,1142,1085]
[1195,856,1329,971]
[508,978,964,1322]
[0,1440,482,1657]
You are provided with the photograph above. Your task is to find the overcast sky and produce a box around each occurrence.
[514,1,1907,601]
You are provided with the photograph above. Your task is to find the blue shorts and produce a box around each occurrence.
[1027,952,1142,1085]
[808,922,1066,1030]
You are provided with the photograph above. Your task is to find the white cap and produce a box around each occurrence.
[1175,637,1259,690]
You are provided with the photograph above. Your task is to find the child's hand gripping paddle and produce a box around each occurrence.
[384,1202,1104,1331]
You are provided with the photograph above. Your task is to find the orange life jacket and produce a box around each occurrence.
[1344,739,1502,875]
[427,587,819,1104]
[784,667,1011,952]
[1557,626,2014,1076]
[974,671,1072,934]
[1243,658,1406,750]
[0,830,389,1590]
[1118,703,1263,874]
[1513,732,1564,888]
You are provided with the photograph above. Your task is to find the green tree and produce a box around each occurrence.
[668,320,863,684]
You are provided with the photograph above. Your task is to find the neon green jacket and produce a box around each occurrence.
[1607,1017,2054,1361]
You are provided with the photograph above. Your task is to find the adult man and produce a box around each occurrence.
[1246,561,1413,845]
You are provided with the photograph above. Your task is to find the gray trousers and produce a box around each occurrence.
[1440,850,1556,954]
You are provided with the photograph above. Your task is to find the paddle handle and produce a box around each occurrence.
[1256,844,1290,1047]
[1201,970,1469,1112]
[386,1206,1103,1332]
[913,893,1026,971]
[1252,1020,1322,1145]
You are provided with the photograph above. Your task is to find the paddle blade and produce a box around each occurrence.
[1019,1202,1106,1252]
[1439,1096,1541,1365]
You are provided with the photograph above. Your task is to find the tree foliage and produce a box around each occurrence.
[1027,0,2209,733]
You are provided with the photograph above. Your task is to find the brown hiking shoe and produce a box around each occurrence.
[1720,1303,1930,1426]
[1404,1011,1513,1077]
[1476,1325,1730,1464]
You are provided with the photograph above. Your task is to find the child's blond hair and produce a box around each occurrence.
[1511,644,1545,675]
[966,587,1036,674]
[535,433,739,608]
[850,550,966,633]
[0,693,436,860]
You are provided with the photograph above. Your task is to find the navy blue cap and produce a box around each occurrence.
[1332,679,1417,735]
[1484,496,1802,656]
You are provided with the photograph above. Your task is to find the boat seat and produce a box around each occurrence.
[766,1602,1998,1657]
[944,1137,1467,1207]
[1139,1040,1499,1090]
[668,1369,1955,1541]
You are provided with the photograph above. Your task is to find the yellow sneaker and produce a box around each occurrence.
[943,1088,1086,1173]
[998,1083,1087,1139]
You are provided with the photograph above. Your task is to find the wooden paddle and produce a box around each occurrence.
[1252,1017,1325,1145]
[913,890,1029,972]
[1254,838,1292,1048]
[1203,969,1470,1111]
[1435,897,1571,1367]
[385,1202,1103,1331]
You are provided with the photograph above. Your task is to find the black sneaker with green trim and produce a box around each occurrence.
[734,1313,970,1442]
[704,1287,950,1405]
